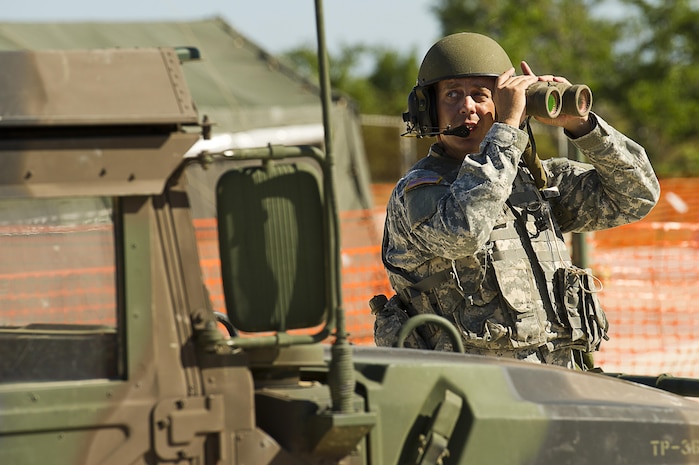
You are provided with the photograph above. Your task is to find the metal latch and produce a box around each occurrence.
[152,394,226,461]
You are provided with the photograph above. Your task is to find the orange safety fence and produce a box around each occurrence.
[5,179,699,378]
[588,178,699,376]
[357,180,699,377]
[0,224,117,327]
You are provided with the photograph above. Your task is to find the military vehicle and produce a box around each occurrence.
[4,2,699,464]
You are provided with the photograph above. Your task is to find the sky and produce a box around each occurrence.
[1,0,442,57]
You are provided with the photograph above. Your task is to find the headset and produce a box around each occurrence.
[402,84,472,139]
[402,85,438,138]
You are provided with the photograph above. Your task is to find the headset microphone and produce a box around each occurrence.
[402,125,472,138]
[441,125,471,138]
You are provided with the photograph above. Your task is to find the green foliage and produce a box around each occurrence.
[283,44,418,116]
[608,0,699,176]
[366,49,420,115]
[434,0,619,90]
[624,66,699,140]
[282,0,699,178]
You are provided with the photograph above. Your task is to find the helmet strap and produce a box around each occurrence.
[521,117,548,190]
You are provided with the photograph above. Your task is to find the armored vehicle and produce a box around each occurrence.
[3,5,699,465]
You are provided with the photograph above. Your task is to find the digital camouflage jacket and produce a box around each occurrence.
[378,114,660,360]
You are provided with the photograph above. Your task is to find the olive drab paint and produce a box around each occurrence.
[2,4,699,465]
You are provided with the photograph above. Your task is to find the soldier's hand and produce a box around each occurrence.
[495,67,538,128]
[520,61,593,137]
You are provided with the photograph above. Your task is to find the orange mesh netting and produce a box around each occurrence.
[589,178,699,376]
[6,179,698,377]
[0,225,117,327]
[197,179,699,376]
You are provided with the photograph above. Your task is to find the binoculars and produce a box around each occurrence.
[526,82,593,119]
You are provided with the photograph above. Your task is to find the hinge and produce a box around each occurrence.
[416,389,463,465]
[152,394,226,461]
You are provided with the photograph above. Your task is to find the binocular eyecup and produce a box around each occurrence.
[525,82,593,119]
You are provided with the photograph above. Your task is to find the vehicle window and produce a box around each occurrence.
[0,197,120,382]
[184,163,225,314]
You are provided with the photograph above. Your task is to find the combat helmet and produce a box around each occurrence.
[403,32,513,137]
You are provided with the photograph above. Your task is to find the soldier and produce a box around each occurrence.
[373,32,660,368]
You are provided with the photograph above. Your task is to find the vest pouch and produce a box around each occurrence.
[554,267,586,343]
[491,258,547,347]
[579,270,610,351]
[554,267,609,352]
[453,313,511,349]
[399,287,461,350]
[373,294,428,349]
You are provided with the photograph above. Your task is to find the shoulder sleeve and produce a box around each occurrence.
[404,174,450,228]
[543,113,659,232]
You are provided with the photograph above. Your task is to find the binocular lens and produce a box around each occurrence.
[526,83,562,119]
[546,91,561,116]
[575,86,592,115]
[526,82,593,119]
[558,83,593,117]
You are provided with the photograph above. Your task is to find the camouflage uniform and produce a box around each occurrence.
[376,113,660,367]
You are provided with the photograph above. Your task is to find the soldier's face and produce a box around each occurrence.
[435,77,496,160]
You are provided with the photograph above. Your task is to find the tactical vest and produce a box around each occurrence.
[395,164,607,354]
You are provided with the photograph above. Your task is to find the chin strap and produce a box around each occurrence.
[521,117,548,190]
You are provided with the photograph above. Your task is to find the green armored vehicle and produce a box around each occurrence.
[3,8,699,465]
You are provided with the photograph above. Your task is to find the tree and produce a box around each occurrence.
[366,49,420,116]
[612,0,699,175]
[280,0,699,177]
[432,0,618,89]
[283,44,418,116]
